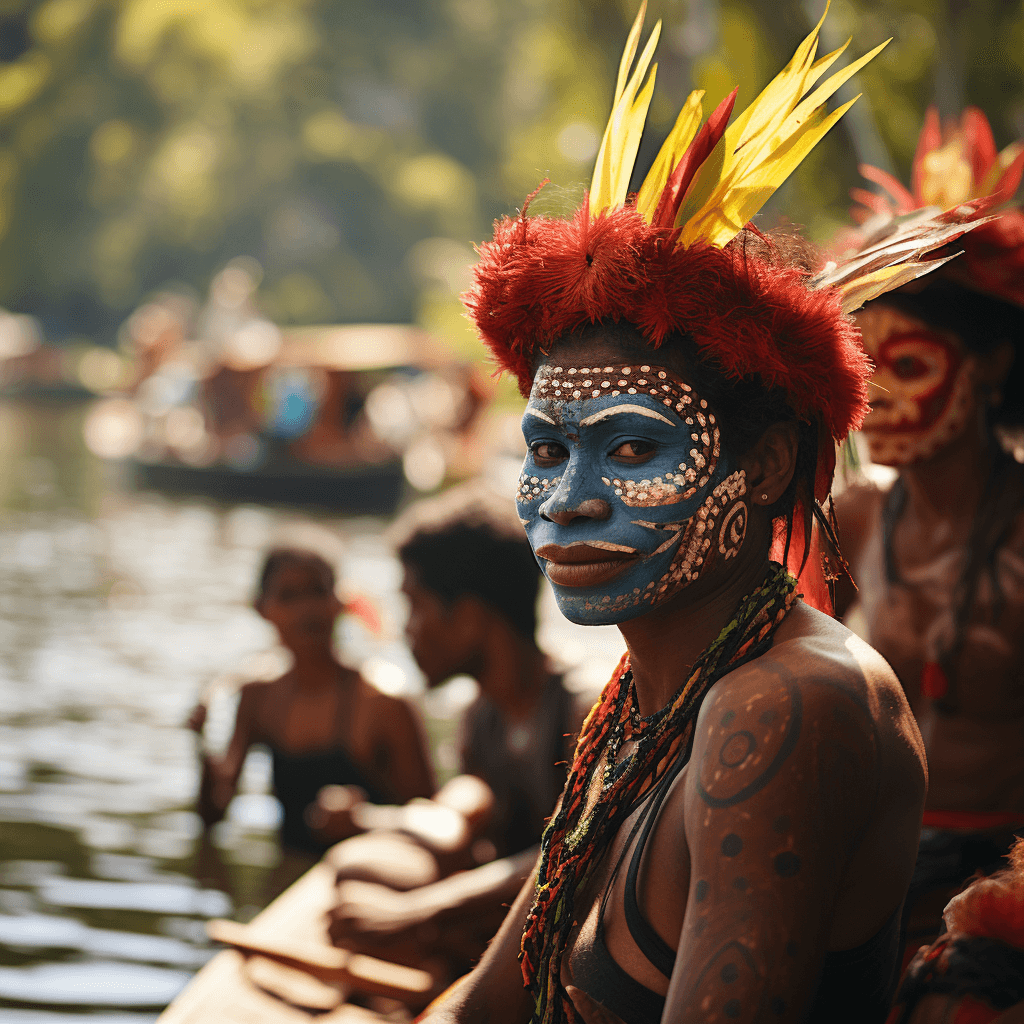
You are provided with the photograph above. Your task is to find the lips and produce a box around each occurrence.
[535,542,639,588]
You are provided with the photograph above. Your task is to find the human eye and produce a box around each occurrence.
[610,439,657,464]
[893,354,928,380]
[531,441,569,468]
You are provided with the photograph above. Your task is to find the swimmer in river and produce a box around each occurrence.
[189,546,434,858]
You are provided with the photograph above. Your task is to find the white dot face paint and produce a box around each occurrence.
[518,362,748,626]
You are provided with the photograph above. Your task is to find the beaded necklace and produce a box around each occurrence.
[521,562,799,1024]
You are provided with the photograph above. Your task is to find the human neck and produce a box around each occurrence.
[474,622,548,722]
[288,646,342,687]
[898,424,998,527]
[618,541,772,718]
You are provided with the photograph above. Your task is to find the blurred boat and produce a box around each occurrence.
[85,320,495,514]
[0,311,129,402]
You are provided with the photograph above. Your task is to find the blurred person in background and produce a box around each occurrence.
[323,481,595,976]
[834,108,1024,957]
[888,838,1024,1023]
[188,546,435,860]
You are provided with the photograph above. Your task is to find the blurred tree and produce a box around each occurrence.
[0,0,1019,347]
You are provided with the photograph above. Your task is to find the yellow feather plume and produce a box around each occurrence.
[589,2,888,253]
[589,2,662,217]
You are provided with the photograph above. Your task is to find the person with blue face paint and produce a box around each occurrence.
[414,9,958,1024]
[518,351,746,626]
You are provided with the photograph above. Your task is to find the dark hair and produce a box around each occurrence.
[881,279,1024,428]
[395,484,542,640]
[256,547,336,600]
[540,321,821,566]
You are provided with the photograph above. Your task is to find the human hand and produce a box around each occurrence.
[566,986,627,1024]
[327,879,435,954]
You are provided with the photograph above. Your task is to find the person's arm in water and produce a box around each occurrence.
[191,682,262,827]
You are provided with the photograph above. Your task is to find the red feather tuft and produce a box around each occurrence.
[652,89,738,230]
[962,106,998,187]
[943,837,1024,949]
[464,202,870,497]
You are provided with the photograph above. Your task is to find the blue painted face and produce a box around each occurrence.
[517,361,748,625]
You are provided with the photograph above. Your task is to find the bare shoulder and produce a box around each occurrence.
[357,676,419,723]
[770,602,922,748]
[691,602,925,821]
[237,678,276,710]
[233,679,279,740]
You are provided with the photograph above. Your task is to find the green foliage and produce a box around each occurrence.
[0,0,1020,347]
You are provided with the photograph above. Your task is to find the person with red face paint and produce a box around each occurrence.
[191,547,435,859]
[834,108,1024,959]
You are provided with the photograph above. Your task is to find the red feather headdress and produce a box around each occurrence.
[847,106,1024,309]
[464,4,959,503]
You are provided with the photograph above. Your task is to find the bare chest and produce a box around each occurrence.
[856,512,1024,719]
[259,681,370,757]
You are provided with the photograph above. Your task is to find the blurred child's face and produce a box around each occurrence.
[256,559,341,653]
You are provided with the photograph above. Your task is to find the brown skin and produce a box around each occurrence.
[420,337,927,1024]
[835,303,1024,818]
[325,566,575,963]
[193,556,434,829]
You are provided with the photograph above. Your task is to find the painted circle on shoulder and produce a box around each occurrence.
[697,684,803,809]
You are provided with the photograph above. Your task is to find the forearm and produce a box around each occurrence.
[417,859,538,1024]
[195,754,230,827]
[423,846,538,925]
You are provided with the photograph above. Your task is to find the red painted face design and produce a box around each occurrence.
[856,306,975,466]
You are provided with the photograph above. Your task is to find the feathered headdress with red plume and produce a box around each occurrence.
[846,106,1024,309]
[464,4,962,503]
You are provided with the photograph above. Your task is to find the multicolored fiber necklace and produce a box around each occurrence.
[520,561,799,1024]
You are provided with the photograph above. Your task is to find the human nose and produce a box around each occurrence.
[538,468,611,525]
[542,499,613,525]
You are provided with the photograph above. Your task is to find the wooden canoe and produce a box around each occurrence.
[158,861,429,1024]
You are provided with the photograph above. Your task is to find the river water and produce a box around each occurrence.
[0,400,624,1022]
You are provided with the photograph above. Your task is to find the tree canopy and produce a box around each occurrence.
[0,0,1020,349]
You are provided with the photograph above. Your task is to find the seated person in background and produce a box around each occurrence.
[323,482,595,971]
[190,546,435,859]
[833,108,1024,956]
[890,837,1024,1024]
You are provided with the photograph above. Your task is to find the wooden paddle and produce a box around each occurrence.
[206,918,434,1002]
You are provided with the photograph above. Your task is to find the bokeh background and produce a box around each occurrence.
[0,0,1020,1021]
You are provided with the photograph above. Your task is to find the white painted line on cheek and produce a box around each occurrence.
[579,404,678,427]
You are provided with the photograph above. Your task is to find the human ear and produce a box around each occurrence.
[740,421,799,506]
